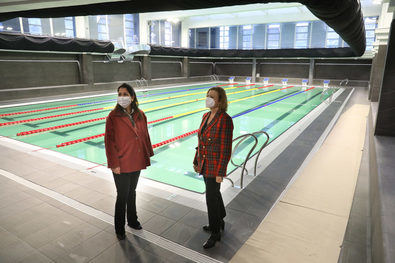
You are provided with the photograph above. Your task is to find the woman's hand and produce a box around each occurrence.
[193,165,200,173]
[216,176,223,183]
[111,167,120,174]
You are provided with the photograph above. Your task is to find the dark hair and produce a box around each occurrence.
[116,83,142,119]
[207,86,228,112]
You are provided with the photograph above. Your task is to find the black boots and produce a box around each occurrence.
[116,232,126,240]
[203,233,221,249]
[202,220,225,233]
[128,220,142,230]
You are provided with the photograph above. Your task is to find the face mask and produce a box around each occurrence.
[117,96,131,108]
[205,97,215,108]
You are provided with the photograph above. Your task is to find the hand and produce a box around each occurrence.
[111,167,120,174]
[193,165,200,173]
[216,176,223,183]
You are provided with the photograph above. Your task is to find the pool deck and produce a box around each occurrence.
[0,84,369,263]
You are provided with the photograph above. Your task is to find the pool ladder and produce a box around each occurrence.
[209,74,219,82]
[132,78,148,89]
[225,131,270,189]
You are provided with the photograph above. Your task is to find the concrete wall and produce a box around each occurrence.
[0,51,80,90]
[0,49,373,102]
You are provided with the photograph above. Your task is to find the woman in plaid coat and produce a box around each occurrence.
[193,86,234,249]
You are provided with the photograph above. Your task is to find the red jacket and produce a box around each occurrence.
[105,108,154,173]
[194,111,233,178]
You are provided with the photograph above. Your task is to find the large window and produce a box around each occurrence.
[365,17,377,51]
[149,19,180,47]
[267,24,280,49]
[124,14,136,47]
[97,16,109,40]
[64,17,75,38]
[242,25,253,49]
[28,18,42,35]
[164,21,172,46]
[295,22,309,48]
[0,18,21,33]
[326,26,339,48]
[219,26,229,49]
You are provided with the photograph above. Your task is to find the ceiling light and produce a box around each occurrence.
[6,27,13,30]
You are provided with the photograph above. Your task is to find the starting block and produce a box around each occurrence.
[246,77,251,85]
[263,77,269,85]
[323,80,330,88]
[229,76,235,83]
[282,78,288,86]
[302,79,308,90]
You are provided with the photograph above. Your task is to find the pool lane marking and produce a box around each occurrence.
[1,84,254,127]
[0,83,235,117]
[138,83,255,105]
[15,84,273,135]
[150,87,316,149]
[54,85,295,148]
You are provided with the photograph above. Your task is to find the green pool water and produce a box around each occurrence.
[0,83,337,193]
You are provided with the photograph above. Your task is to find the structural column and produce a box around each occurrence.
[308,59,314,85]
[80,54,94,88]
[369,44,387,102]
[375,19,395,136]
[182,57,190,79]
[142,55,152,81]
[252,58,257,83]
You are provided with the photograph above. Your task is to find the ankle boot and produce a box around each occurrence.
[202,220,225,233]
[203,233,221,249]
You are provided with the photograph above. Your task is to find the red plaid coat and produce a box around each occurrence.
[193,111,233,178]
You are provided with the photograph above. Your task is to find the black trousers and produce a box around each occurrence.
[113,171,140,234]
[204,176,226,234]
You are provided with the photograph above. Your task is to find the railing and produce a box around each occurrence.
[225,133,258,189]
[209,74,219,81]
[252,131,270,177]
[225,130,270,189]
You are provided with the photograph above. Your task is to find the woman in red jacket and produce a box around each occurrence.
[105,83,154,240]
[193,86,234,249]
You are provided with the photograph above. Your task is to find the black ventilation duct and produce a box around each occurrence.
[0,0,366,56]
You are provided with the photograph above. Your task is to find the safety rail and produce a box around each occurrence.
[340,78,349,87]
[209,74,219,81]
[252,131,270,177]
[225,133,258,189]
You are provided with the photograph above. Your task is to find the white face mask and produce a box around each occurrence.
[117,96,131,108]
[205,97,215,108]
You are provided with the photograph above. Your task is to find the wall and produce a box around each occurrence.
[0,49,372,102]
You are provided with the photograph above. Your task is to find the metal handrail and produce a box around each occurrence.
[225,133,258,189]
[340,78,349,87]
[252,131,270,177]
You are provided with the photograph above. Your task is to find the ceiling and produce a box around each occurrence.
[0,0,371,56]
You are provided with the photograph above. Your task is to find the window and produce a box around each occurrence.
[124,14,137,48]
[149,21,159,45]
[295,22,309,48]
[64,17,75,38]
[267,24,280,49]
[0,18,21,33]
[28,18,42,35]
[164,21,172,46]
[97,16,109,40]
[365,17,377,51]
[242,25,253,49]
[326,26,339,48]
[219,26,229,49]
